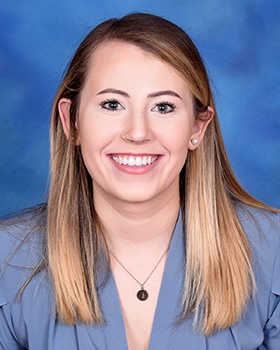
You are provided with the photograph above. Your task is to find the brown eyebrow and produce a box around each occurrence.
[147,90,182,99]
[97,88,182,100]
[97,88,130,97]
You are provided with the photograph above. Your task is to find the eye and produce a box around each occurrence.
[152,102,175,114]
[100,99,124,111]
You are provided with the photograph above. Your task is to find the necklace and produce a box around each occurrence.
[109,244,170,301]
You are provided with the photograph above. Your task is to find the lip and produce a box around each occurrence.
[108,153,161,175]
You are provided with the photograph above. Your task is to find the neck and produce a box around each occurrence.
[93,185,180,253]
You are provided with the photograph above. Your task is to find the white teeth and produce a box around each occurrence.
[112,155,158,167]
[135,157,142,166]
[113,156,119,164]
[128,156,134,166]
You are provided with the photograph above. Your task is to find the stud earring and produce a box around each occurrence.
[123,132,133,143]
[191,138,199,145]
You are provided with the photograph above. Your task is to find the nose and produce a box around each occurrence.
[123,109,152,143]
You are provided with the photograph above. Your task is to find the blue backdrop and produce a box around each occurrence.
[0,0,279,216]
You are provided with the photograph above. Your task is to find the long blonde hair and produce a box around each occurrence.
[21,13,279,336]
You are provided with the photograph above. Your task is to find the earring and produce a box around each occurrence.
[123,132,133,143]
[191,138,199,145]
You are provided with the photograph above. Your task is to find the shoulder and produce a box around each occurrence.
[236,204,280,297]
[0,222,31,270]
[0,213,45,268]
[230,206,280,345]
[236,204,280,254]
[0,205,47,292]
[0,206,51,348]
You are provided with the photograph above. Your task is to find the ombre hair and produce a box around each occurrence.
[18,13,279,336]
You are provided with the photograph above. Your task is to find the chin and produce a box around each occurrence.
[111,188,159,204]
[119,194,156,204]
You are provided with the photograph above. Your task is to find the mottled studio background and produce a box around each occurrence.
[0,0,279,216]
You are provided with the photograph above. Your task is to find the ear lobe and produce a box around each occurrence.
[188,106,214,150]
[58,98,72,140]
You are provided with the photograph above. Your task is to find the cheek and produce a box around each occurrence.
[78,117,112,151]
[77,126,102,175]
[164,122,193,173]
[164,121,192,153]
[77,118,118,178]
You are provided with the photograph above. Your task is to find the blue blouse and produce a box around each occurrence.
[0,208,279,349]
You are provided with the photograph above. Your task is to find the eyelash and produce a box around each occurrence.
[100,99,176,114]
[152,101,175,114]
[100,99,123,111]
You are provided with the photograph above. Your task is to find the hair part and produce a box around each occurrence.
[17,13,279,336]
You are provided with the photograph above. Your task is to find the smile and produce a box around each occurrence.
[112,155,158,167]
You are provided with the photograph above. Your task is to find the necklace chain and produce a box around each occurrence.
[109,245,169,288]
[109,227,175,301]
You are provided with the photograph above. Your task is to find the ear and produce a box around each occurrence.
[58,98,72,140]
[188,106,214,150]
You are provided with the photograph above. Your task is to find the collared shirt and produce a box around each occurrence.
[0,208,280,349]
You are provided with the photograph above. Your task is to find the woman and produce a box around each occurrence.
[0,13,279,350]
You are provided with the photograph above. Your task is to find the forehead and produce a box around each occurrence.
[92,40,157,61]
[89,41,164,74]
[83,41,191,95]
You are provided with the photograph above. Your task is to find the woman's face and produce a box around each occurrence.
[59,41,211,205]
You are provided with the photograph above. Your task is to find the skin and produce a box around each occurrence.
[59,41,213,350]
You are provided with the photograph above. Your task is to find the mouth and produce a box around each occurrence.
[111,155,159,167]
